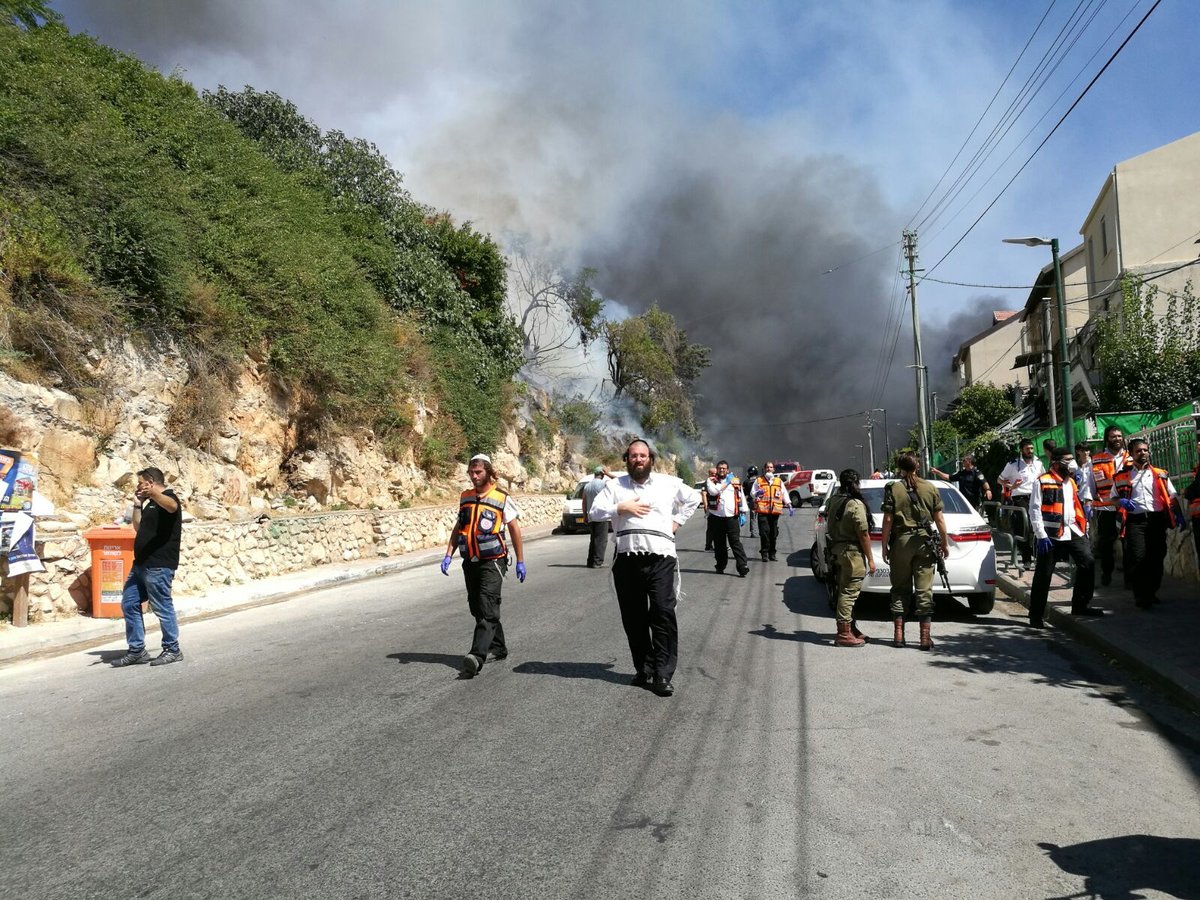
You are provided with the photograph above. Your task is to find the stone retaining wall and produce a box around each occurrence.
[0,494,564,624]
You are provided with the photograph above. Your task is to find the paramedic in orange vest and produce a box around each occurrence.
[1027,446,1101,628]
[706,459,749,576]
[1113,438,1183,609]
[750,461,793,562]
[440,453,525,678]
[1090,425,1131,586]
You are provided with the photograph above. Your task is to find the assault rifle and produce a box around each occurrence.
[900,479,951,594]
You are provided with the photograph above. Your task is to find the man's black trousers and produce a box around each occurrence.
[1123,511,1169,605]
[1093,509,1122,582]
[1008,495,1033,566]
[613,553,678,681]
[711,516,748,573]
[463,558,507,662]
[1028,532,1095,624]
[758,513,780,559]
[586,521,609,567]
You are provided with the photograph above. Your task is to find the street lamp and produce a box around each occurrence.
[854,444,865,471]
[1003,236,1073,449]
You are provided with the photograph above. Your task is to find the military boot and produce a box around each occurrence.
[919,618,934,651]
[892,616,906,648]
[834,621,866,648]
[850,620,869,643]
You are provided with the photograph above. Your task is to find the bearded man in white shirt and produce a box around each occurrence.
[588,439,701,697]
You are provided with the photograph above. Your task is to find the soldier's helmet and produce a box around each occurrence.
[747,465,760,478]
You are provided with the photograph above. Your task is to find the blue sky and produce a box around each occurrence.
[51,0,1200,461]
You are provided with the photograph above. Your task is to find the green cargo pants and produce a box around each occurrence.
[832,542,866,623]
[888,532,935,618]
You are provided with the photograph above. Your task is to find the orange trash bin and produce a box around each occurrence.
[83,526,137,618]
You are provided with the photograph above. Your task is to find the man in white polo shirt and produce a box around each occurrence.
[588,439,700,697]
[999,438,1044,571]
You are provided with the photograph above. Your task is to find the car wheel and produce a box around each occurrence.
[790,491,803,508]
[809,542,823,581]
[825,573,837,611]
[967,592,995,615]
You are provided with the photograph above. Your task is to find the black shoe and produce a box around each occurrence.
[1072,607,1105,617]
[630,673,649,688]
[1028,619,1045,629]
[704,544,713,551]
[488,651,508,661]
[111,649,151,667]
[651,678,674,697]
[462,654,482,677]
[769,554,778,561]
[737,568,749,578]
[149,648,183,667]
[714,565,725,574]
[1100,572,1112,586]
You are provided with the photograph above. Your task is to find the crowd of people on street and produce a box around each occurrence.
[107,425,1197,696]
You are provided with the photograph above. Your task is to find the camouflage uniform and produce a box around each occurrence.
[882,479,942,618]
[826,492,869,623]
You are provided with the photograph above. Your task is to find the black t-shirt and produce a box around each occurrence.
[135,489,183,569]
[950,469,986,505]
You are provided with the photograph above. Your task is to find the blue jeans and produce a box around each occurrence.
[121,565,180,653]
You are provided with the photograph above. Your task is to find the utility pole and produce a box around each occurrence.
[903,229,930,474]
[864,417,875,474]
[1041,297,1057,427]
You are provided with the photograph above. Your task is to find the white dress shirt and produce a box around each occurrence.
[705,477,749,517]
[1125,465,1178,513]
[999,456,1044,498]
[588,472,701,557]
[1074,460,1096,502]
[1029,474,1084,541]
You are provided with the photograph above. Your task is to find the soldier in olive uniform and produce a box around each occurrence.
[880,452,948,651]
[825,468,876,648]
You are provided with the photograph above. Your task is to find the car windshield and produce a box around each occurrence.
[843,485,974,517]
[775,463,799,473]
[573,484,587,499]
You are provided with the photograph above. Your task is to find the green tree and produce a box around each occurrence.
[1,1,60,28]
[605,305,710,438]
[1096,274,1200,410]
[947,383,1017,438]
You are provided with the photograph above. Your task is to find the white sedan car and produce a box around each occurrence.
[809,479,997,614]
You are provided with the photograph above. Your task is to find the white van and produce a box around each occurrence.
[785,468,837,507]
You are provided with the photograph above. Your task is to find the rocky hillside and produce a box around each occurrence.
[2,340,584,526]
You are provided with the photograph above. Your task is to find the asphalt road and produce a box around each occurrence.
[2,509,1199,899]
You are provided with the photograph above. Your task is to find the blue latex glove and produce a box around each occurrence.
[1035,537,1054,557]
[1116,498,1136,513]
[1083,504,1093,521]
[738,513,747,527]
[440,554,453,575]
[789,507,795,517]
[515,561,527,582]
[1177,516,1189,533]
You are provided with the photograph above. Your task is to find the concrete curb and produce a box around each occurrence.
[995,571,1200,716]
[0,523,559,667]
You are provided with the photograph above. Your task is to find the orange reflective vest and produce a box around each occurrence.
[1113,465,1178,529]
[1037,472,1086,539]
[457,486,510,560]
[1091,448,1129,506]
[753,476,785,515]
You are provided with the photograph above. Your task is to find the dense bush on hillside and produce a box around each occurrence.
[0,21,520,458]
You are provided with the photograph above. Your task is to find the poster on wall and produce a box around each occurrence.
[0,449,20,511]
[2,511,43,577]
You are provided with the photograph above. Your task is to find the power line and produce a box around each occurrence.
[907,0,1059,229]
[923,0,1162,278]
